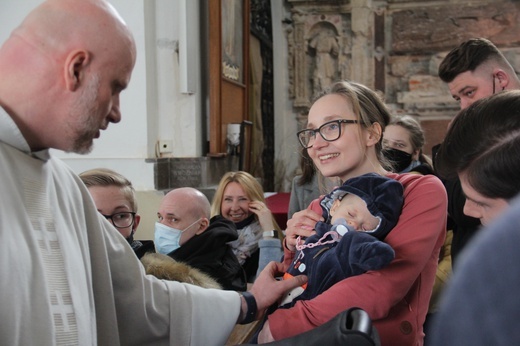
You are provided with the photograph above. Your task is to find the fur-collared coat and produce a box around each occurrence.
[141,253,222,289]
[167,215,247,291]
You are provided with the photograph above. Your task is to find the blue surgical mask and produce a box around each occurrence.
[154,219,201,255]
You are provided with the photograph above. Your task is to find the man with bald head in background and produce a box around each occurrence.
[155,187,247,291]
[0,1,305,345]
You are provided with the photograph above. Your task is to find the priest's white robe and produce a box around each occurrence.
[0,109,240,346]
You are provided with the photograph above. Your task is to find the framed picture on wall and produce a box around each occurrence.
[221,0,243,83]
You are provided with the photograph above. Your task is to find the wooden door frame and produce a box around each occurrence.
[208,0,250,158]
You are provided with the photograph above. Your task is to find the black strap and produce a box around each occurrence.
[239,291,258,325]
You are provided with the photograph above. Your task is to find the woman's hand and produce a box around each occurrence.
[249,201,276,231]
[285,209,323,251]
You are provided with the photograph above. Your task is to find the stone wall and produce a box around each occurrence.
[285,0,520,155]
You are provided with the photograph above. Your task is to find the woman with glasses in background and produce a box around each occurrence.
[80,168,155,259]
[258,80,447,345]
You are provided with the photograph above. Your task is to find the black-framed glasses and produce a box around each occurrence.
[297,119,359,149]
[102,212,136,228]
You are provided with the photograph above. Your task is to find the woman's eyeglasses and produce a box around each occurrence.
[297,119,359,149]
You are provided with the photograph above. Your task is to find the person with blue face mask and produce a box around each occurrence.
[155,217,202,255]
[155,187,247,291]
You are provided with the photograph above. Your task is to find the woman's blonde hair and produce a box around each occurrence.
[211,171,280,230]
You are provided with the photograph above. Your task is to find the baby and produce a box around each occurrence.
[282,173,404,306]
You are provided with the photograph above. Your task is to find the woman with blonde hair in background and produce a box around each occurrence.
[211,171,283,282]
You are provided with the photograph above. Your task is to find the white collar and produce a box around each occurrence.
[0,107,50,161]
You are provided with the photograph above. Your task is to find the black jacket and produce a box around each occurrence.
[168,215,247,291]
[432,143,481,267]
[132,240,155,259]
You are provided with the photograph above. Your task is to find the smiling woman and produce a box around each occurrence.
[259,80,447,345]
[211,171,282,282]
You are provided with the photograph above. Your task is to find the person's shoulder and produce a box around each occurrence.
[387,171,441,186]
[410,164,435,176]
[208,215,238,235]
[387,172,446,199]
[49,155,77,175]
[291,174,302,184]
[48,156,86,185]
[210,214,233,226]
[140,253,223,289]
[48,157,95,199]
[133,240,155,259]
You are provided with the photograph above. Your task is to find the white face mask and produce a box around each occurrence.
[154,218,201,255]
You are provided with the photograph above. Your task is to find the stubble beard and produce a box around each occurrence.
[67,74,102,154]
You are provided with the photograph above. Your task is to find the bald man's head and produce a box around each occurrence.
[0,0,136,153]
[157,188,211,242]
[14,0,134,58]
[161,188,212,220]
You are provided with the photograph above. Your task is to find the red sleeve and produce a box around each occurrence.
[270,174,447,340]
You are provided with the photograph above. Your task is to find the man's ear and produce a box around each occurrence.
[64,50,90,91]
[195,217,210,235]
[495,69,509,91]
[133,214,141,233]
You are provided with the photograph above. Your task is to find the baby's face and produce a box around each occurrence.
[330,194,379,231]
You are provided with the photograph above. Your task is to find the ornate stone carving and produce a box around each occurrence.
[308,23,340,95]
[285,5,353,111]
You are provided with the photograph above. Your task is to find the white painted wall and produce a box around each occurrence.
[1,0,300,237]
[0,0,203,191]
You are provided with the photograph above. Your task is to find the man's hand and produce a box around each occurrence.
[285,209,322,251]
[243,262,307,322]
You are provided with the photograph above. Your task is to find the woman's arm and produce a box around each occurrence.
[266,174,447,340]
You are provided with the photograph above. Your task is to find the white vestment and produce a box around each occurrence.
[0,109,240,346]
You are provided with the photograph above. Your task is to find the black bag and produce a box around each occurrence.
[242,307,380,346]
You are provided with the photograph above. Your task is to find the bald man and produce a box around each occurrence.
[0,1,305,345]
[155,188,247,291]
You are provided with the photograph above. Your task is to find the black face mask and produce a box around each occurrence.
[383,148,413,173]
[126,230,135,245]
